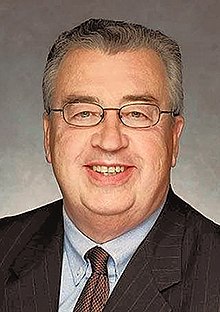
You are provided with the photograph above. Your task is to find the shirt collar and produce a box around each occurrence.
[63,211,97,285]
[102,206,162,278]
[63,205,162,286]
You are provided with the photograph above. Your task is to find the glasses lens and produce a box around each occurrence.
[120,104,159,128]
[64,103,102,126]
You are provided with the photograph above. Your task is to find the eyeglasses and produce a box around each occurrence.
[46,102,178,128]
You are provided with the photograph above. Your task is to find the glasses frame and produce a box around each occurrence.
[46,102,179,128]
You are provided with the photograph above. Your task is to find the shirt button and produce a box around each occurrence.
[77,268,83,276]
[86,270,91,278]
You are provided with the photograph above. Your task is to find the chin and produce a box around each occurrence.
[80,195,135,217]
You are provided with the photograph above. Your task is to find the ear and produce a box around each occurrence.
[171,115,184,167]
[43,113,52,163]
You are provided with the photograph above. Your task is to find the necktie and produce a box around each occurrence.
[73,246,110,312]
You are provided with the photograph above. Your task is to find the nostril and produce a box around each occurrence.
[90,126,129,152]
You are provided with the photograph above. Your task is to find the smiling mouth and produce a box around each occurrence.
[90,165,126,176]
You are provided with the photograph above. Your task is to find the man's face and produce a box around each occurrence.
[43,48,184,232]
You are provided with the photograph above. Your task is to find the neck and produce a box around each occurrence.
[63,189,168,243]
[64,208,134,243]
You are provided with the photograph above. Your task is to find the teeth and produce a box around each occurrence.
[108,167,115,173]
[115,166,121,173]
[92,165,125,175]
[101,166,108,173]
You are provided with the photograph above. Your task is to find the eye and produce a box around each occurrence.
[124,110,150,120]
[78,111,92,118]
[130,111,146,118]
[71,110,101,121]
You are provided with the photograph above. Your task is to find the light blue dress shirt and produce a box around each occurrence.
[58,206,162,312]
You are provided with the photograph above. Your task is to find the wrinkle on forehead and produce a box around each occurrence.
[53,48,170,109]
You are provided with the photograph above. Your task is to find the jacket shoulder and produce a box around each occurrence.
[0,199,63,234]
[182,193,218,228]
[170,192,220,264]
[169,190,220,232]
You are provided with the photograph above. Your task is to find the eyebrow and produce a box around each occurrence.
[61,94,100,105]
[121,94,159,104]
[61,93,159,106]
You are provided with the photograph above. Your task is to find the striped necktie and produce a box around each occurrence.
[73,246,110,312]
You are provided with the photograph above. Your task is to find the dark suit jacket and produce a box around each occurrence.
[0,189,220,311]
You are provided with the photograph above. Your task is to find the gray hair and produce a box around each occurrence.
[42,18,184,114]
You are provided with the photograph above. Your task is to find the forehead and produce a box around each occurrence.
[53,48,169,106]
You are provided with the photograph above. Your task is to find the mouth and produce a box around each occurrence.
[90,165,126,176]
[84,162,135,185]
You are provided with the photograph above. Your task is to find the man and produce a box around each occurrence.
[0,18,219,312]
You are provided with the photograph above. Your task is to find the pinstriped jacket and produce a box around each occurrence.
[0,189,220,311]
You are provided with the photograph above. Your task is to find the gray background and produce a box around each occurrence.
[0,0,219,222]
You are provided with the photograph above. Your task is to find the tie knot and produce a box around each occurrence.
[86,246,109,275]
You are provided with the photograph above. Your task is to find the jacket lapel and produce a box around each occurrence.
[104,189,185,312]
[104,243,172,312]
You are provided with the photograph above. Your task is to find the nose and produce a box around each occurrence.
[90,111,129,152]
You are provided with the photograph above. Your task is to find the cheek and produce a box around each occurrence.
[50,127,89,167]
[134,127,173,173]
